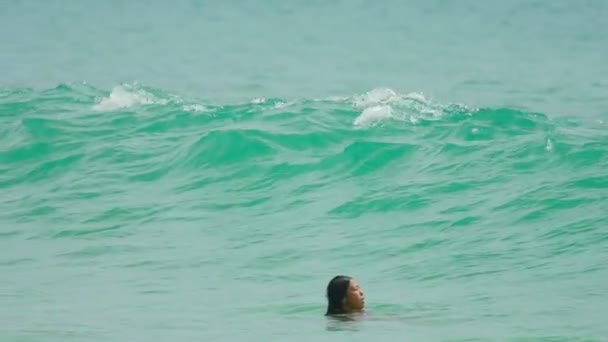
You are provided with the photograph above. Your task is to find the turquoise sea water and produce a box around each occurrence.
[1,1,608,341]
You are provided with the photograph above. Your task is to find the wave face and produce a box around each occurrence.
[1,83,607,340]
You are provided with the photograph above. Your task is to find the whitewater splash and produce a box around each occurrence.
[93,83,210,113]
[349,88,473,127]
[92,84,165,111]
[90,83,475,130]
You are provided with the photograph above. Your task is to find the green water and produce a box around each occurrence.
[2,1,608,341]
[2,84,607,340]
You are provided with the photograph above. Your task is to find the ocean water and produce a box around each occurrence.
[1,1,607,341]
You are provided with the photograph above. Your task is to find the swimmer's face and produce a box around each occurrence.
[344,279,365,311]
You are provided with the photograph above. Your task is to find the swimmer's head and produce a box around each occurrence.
[325,275,365,316]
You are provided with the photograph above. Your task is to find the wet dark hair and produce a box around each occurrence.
[325,275,352,316]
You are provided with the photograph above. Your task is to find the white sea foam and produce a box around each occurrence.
[351,88,448,127]
[545,137,554,152]
[354,105,393,127]
[251,97,266,104]
[93,84,167,111]
[182,104,209,113]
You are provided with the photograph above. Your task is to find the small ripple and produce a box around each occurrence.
[0,258,34,266]
[328,193,431,218]
[0,142,53,165]
[25,152,84,182]
[57,243,140,259]
[543,217,604,245]
[449,216,481,227]
[0,230,21,238]
[53,225,122,239]
[208,196,272,210]
[402,238,446,254]
[122,260,161,269]
[565,175,608,189]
